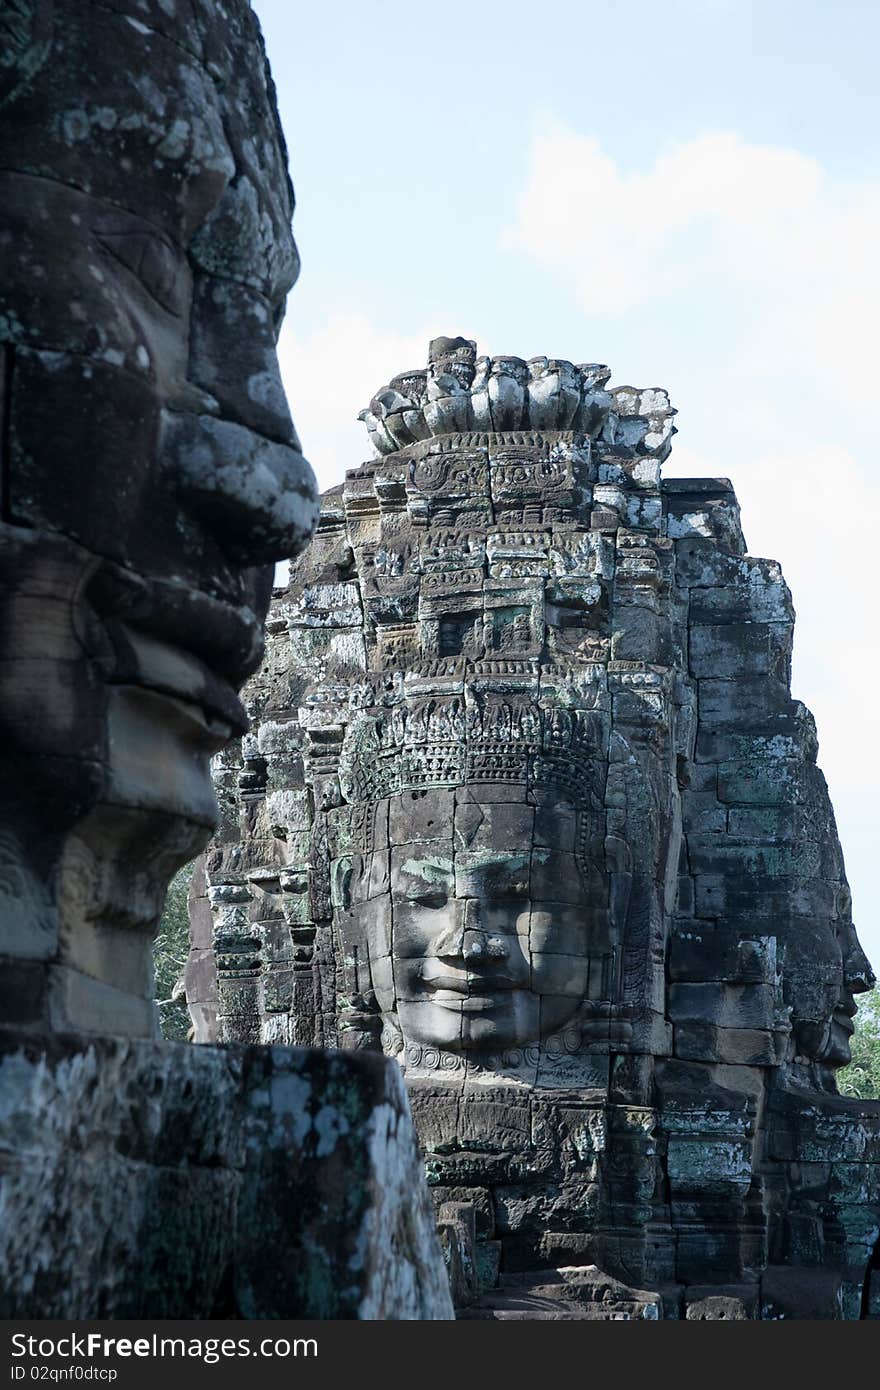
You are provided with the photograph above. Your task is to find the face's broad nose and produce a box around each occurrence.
[845,945,875,995]
[187,274,298,447]
[461,900,490,960]
[432,901,501,963]
[462,929,490,961]
[431,916,467,961]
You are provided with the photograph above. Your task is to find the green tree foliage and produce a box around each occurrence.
[838,986,880,1100]
[153,862,194,1042]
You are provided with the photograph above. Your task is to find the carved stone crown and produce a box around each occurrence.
[337,698,606,809]
[358,335,677,460]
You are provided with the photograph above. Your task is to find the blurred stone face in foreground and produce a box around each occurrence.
[0,2,452,1322]
[0,0,319,1037]
[193,334,880,1318]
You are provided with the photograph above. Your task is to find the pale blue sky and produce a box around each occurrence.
[255,0,880,964]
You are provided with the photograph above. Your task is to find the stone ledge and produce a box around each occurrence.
[0,1030,453,1320]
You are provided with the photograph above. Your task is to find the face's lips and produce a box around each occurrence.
[424,991,514,1014]
[831,1003,856,1036]
[457,996,508,1012]
[105,622,247,736]
[85,560,265,737]
[421,970,524,995]
[87,561,265,681]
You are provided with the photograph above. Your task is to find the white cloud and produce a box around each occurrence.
[503,118,880,405]
[277,313,447,493]
[504,118,880,787]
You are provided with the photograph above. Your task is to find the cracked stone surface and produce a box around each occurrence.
[190,334,880,1318]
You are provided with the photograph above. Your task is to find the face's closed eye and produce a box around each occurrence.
[96,226,188,319]
[488,878,530,901]
[409,889,449,910]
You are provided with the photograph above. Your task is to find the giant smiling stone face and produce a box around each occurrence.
[363,789,604,1053]
[782,889,874,1067]
[324,655,662,1076]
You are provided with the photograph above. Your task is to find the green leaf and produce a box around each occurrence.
[153,861,195,1042]
[838,986,880,1100]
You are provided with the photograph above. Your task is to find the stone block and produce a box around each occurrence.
[436,1202,478,1308]
[0,1033,454,1320]
[668,982,779,1031]
[669,927,777,984]
[674,1021,788,1066]
[611,606,661,662]
[493,1182,602,1235]
[670,533,745,589]
[726,804,801,839]
[760,1266,844,1320]
[476,1240,502,1293]
[391,846,455,900]
[695,704,817,764]
[666,1133,753,1196]
[532,802,577,850]
[454,848,531,900]
[685,1285,757,1319]
[459,1092,531,1149]
[693,873,835,922]
[698,678,795,727]
[48,965,158,1040]
[689,622,791,682]
[688,573,793,626]
[455,781,530,805]
[685,762,719,793]
[431,1184,495,1238]
[0,960,49,1030]
[681,789,727,833]
[675,1229,746,1284]
[390,788,455,845]
[529,848,587,903]
[687,835,824,880]
[454,798,534,851]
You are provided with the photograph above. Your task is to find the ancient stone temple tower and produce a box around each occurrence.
[190,336,880,1318]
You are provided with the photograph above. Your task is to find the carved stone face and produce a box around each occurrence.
[785,903,875,1067]
[358,789,606,1055]
[0,1,318,1032]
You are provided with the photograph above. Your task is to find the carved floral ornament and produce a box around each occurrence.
[358,336,676,459]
